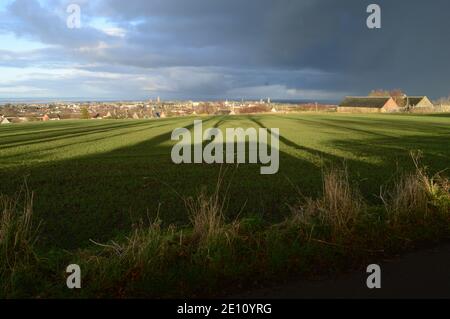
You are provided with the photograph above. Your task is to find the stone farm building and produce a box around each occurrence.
[395,96,434,111]
[338,96,434,113]
[338,97,400,113]
[0,117,11,124]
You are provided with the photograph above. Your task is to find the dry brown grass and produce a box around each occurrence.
[184,169,240,247]
[0,186,41,291]
[289,166,365,241]
[185,189,226,243]
[84,214,174,293]
[382,152,450,227]
[90,216,167,263]
[382,172,429,225]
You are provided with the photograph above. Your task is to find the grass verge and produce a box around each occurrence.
[1,155,449,298]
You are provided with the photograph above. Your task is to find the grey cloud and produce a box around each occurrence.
[2,0,450,100]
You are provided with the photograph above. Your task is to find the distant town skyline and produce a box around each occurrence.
[1,0,450,101]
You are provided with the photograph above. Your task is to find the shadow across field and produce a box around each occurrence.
[1,116,325,249]
[1,114,449,250]
[0,121,182,161]
[0,119,184,149]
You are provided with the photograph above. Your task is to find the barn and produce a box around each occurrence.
[338,97,400,113]
[395,96,434,109]
[0,117,11,124]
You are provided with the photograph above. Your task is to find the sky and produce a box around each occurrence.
[1,0,450,101]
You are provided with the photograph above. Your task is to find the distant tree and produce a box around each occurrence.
[197,103,218,115]
[435,95,450,105]
[292,103,335,112]
[239,105,271,114]
[80,107,90,119]
[369,89,405,97]
[369,89,388,97]
[389,89,405,98]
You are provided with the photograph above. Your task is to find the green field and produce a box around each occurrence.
[1,113,450,251]
[2,112,450,298]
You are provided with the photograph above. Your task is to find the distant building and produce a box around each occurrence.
[0,117,10,124]
[395,96,434,109]
[338,97,400,113]
[42,114,50,121]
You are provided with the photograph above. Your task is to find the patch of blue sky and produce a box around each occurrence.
[0,32,49,52]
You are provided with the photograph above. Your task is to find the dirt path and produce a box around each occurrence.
[234,244,450,299]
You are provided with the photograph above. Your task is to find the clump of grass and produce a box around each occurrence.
[426,174,450,211]
[412,154,450,213]
[0,190,39,271]
[92,216,167,268]
[382,152,450,229]
[184,172,239,248]
[80,214,175,297]
[289,166,365,242]
[382,172,429,226]
[185,188,227,245]
[0,187,41,294]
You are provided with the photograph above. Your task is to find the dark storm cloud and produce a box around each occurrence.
[7,0,109,48]
[2,0,450,99]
